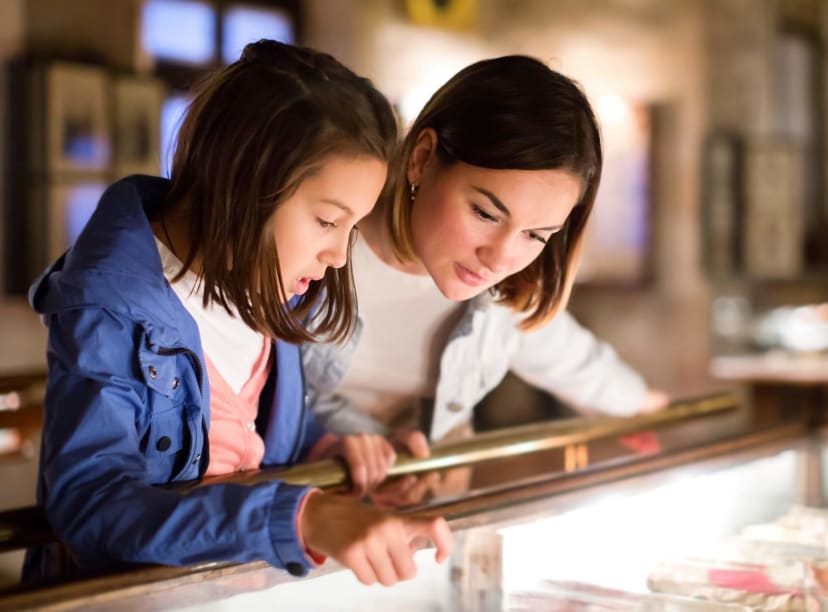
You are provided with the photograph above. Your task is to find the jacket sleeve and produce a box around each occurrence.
[300,319,388,436]
[306,389,388,436]
[41,307,316,574]
[509,310,647,416]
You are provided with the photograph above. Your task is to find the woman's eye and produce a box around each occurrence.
[473,205,498,223]
[527,232,548,245]
[317,218,337,229]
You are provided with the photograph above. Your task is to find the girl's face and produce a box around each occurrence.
[407,130,582,301]
[272,155,387,300]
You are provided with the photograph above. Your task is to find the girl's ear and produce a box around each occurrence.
[406,128,438,187]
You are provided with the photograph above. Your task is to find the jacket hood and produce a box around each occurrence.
[29,175,195,349]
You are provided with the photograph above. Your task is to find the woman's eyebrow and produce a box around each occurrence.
[473,186,562,232]
[319,198,354,216]
[472,186,510,217]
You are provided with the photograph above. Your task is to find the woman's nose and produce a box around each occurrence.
[478,236,512,275]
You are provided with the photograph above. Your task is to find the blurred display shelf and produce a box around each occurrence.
[710,353,828,385]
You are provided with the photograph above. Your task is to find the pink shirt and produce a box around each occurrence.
[202,338,333,565]
[204,338,271,476]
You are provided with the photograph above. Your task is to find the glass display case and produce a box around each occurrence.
[1,393,826,610]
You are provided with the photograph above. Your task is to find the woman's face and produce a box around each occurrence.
[408,130,582,301]
[272,155,386,300]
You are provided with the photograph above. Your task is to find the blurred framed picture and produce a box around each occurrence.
[702,132,743,278]
[35,63,112,174]
[112,76,165,178]
[27,181,106,278]
[742,139,804,278]
[577,100,652,285]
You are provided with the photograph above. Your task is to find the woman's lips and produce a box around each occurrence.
[454,262,488,287]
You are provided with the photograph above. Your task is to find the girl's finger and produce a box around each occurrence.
[347,549,377,586]
[344,439,368,496]
[366,540,400,587]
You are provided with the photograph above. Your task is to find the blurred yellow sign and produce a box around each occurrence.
[405,0,477,30]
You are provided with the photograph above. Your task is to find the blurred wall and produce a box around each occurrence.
[0,0,47,374]
[26,0,145,70]
[0,3,39,585]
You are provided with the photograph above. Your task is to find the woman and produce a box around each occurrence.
[302,55,667,451]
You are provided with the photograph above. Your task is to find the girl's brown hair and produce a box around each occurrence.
[380,55,601,330]
[163,40,397,343]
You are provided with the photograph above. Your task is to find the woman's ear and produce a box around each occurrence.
[406,128,438,187]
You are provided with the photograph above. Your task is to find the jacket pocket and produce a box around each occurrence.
[144,404,193,483]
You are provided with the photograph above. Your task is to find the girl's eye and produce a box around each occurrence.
[527,232,548,245]
[317,218,337,229]
[473,205,498,223]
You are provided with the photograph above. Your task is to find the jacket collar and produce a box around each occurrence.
[29,175,199,350]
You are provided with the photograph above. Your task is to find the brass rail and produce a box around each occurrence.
[0,393,737,552]
[198,392,739,490]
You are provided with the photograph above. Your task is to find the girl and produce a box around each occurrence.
[303,56,669,498]
[24,40,451,587]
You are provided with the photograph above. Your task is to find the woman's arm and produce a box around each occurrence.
[509,310,650,416]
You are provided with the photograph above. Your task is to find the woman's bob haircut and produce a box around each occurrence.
[379,55,601,330]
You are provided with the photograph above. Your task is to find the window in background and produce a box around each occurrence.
[160,94,191,177]
[142,1,301,177]
[222,6,294,64]
[142,0,217,65]
[29,181,107,279]
[63,183,108,247]
[57,181,106,258]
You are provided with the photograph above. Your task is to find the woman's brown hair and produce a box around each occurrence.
[163,40,397,343]
[379,55,601,330]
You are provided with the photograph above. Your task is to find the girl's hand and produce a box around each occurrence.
[300,493,453,586]
[391,429,430,459]
[323,434,397,496]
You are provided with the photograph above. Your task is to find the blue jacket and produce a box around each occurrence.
[24,175,327,580]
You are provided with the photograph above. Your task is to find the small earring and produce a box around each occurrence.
[409,183,419,201]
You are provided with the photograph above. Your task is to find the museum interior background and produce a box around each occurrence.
[0,0,826,585]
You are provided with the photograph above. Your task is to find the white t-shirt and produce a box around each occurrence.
[155,237,264,394]
[337,235,463,427]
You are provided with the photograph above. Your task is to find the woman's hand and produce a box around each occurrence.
[300,493,453,586]
[371,429,436,507]
[323,430,438,500]
[371,429,472,508]
[636,388,670,414]
[322,434,397,496]
[619,388,669,455]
